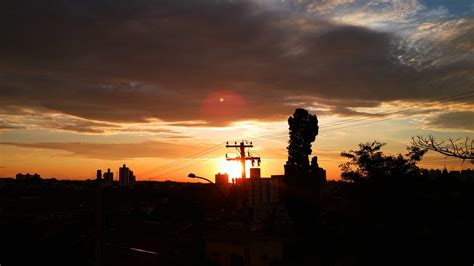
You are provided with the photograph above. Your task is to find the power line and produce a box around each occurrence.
[137,147,224,178]
[136,144,223,177]
[246,90,474,141]
[144,151,224,181]
[225,141,260,179]
[139,89,474,179]
[246,91,474,141]
[319,93,474,133]
[320,90,474,128]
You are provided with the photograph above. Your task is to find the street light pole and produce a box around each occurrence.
[187,173,231,214]
[187,173,214,184]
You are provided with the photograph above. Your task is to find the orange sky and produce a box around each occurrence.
[0,1,473,181]
[1,111,471,182]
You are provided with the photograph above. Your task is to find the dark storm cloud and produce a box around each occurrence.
[0,0,473,126]
[426,111,474,131]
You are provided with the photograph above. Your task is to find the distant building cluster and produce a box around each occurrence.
[207,168,288,266]
[217,168,288,226]
[215,165,327,226]
[207,165,326,265]
[425,168,473,183]
[96,164,136,187]
[232,169,282,206]
[225,169,281,208]
[16,173,42,181]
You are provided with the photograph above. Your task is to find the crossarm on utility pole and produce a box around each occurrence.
[225,141,260,180]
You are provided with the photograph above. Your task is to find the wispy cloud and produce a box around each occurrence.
[294,0,474,69]
[0,141,217,160]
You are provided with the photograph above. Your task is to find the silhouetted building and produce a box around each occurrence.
[460,169,473,183]
[250,168,261,179]
[270,175,285,200]
[233,174,283,204]
[232,171,289,225]
[103,168,114,185]
[425,168,473,182]
[215,172,230,195]
[427,169,442,180]
[119,164,136,187]
[96,168,114,186]
[215,172,229,190]
[215,172,229,186]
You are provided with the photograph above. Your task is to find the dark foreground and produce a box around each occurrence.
[0,177,473,266]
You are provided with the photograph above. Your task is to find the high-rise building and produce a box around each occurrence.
[119,164,136,187]
[103,168,114,184]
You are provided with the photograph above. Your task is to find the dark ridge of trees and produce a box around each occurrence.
[409,135,474,162]
[339,141,423,182]
[333,140,474,265]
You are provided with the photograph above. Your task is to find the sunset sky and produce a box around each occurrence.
[1,0,473,181]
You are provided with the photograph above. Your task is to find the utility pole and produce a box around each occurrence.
[225,141,261,180]
[95,170,103,266]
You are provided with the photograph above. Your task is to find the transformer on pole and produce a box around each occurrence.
[225,140,261,180]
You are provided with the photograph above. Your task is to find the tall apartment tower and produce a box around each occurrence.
[103,168,114,185]
[119,164,136,187]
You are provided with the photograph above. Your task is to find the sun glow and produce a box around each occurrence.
[217,160,252,182]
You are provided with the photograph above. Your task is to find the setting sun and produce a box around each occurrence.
[217,160,252,182]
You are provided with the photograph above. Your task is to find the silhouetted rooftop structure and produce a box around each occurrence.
[215,172,229,189]
[425,168,473,182]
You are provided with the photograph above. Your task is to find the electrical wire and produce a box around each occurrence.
[139,90,474,179]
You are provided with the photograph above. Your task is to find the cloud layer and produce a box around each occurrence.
[0,140,217,160]
[1,0,473,128]
[426,111,474,131]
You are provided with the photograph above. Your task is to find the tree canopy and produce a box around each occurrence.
[287,108,319,173]
[340,141,422,182]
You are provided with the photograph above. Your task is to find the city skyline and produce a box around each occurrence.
[1,0,473,181]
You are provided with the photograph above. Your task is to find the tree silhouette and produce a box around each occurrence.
[409,135,474,162]
[287,108,319,173]
[340,141,422,182]
[284,108,320,259]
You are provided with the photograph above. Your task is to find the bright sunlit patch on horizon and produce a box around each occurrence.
[217,159,252,182]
